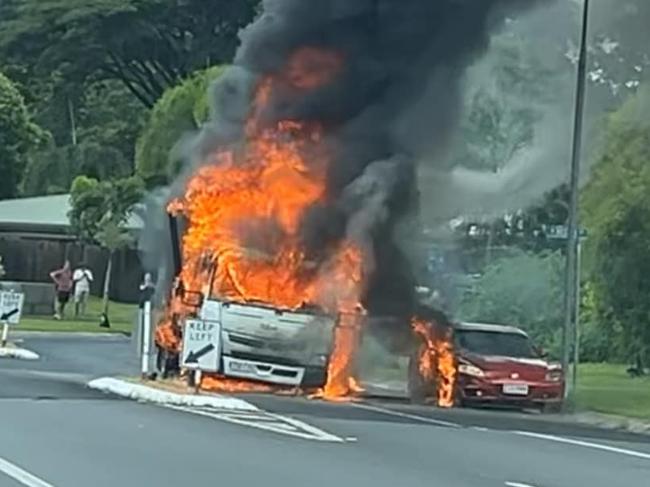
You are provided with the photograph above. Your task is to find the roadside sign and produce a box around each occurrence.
[181,320,221,372]
[0,291,24,326]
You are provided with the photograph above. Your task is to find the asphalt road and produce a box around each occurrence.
[1,334,649,487]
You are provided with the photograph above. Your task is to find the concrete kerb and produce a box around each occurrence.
[572,412,650,436]
[0,347,40,360]
[87,377,260,411]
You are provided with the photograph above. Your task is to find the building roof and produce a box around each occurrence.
[0,194,143,236]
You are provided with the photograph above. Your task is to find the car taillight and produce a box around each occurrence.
[458,363,485,378]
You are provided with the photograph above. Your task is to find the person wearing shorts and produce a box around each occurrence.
[50,260,73,320]
[73,263,94,317]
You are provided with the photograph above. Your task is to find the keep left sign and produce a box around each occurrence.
[0,291,25,325]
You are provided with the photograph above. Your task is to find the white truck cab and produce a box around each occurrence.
[197,298,336,387]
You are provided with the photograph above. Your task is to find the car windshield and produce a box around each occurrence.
[456,330,537,358]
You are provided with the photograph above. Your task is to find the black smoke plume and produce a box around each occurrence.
[173,0,547,348]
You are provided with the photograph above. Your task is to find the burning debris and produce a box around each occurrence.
[153,0,545,403]
[411,307,457,408]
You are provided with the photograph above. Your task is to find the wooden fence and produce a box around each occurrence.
[0,235,143,303]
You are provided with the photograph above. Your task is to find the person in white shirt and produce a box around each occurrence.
[73,263,94,317]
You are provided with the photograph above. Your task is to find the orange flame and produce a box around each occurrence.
[411,318,457,408]
[201,375,278,394]
[322,314,362,399]
[155,317,181,353]
[159,47,365,400]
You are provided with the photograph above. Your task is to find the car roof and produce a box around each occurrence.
[454,322,528,336]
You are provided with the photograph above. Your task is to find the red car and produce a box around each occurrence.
[454,322,564,411]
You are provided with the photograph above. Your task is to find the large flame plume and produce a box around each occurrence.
[157,49,367,398]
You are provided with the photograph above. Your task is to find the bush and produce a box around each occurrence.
[135,66,225,186]
[457,250,564,356]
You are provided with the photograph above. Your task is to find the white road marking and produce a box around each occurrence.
[505,482,539,487]
[0,456,55,487]
[351,403,460,428]
[166,405,346,442]
[514,431,650,460]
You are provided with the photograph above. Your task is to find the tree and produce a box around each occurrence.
[95,218,133,318]
[135,66,225,185]
[0,0,259,107]
[458,250,565,356]
[582,86,650,367]
[21,145,81,196]
[19,77,148,196]
[451,29,560,173]
[76,79,149,165]
[0,71,49,199]
[69,175,144,317]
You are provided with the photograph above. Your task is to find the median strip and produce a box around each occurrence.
[87,377,259,411]
[0,346,39,360]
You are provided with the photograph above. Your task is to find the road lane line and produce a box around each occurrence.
[0,456,55,487]
[514,431,650,460]
[351,403,460,428]
[505,482,538,487]
[165,405,346,442]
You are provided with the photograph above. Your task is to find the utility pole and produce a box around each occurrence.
[68,97,78,146]
[562,0,590,409]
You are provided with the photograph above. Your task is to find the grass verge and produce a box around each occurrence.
[576,363,650,420]
[16,296,137,335]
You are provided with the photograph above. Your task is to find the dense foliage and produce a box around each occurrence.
[0,71,49,199]
[582,87,650,366]
[136,66,225,186]
[0,0,259,107]
[0,0,258,200]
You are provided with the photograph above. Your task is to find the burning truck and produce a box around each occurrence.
[150,0,543,406]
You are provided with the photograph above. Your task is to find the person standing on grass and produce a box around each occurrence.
[73,262,94,317]
[139,273,156,309]
[50,260,73,320]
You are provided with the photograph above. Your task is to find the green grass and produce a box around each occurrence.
[17,296,138,334]
[576,363,650,420]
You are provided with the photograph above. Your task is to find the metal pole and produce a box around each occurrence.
[562,0,590,406]
[572,237,583,393]
[141,300,152,378]
[1,322,9,348]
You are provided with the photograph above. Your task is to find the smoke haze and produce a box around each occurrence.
[155,0,555,343]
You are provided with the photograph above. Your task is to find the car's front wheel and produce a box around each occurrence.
[407,352,436,404]
[541,401,563,414]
